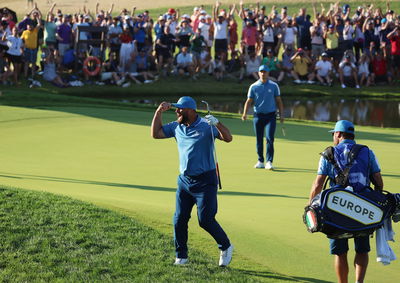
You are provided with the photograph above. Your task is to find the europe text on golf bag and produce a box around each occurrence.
[303,143,398,239]
[304,187,397,239]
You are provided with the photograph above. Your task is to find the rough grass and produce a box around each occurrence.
[0,186,271,282]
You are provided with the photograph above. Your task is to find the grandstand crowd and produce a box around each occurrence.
[0,1,399,88]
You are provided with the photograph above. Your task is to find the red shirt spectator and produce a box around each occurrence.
[242,23,257,47]
[372,56,387,76]
[389,35,400,55]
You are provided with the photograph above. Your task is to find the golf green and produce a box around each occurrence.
[0,105,399,282]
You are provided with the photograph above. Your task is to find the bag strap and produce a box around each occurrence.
[320,144,368,188]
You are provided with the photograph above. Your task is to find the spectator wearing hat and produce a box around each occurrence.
[290,48,315,84]
[154,16,166,41]
[342,18,355,52]
[324,24,341,68]
[198,15,212,49]
[133,14,147,52]
[190,6,201,33]
[21,17,42,78]
[261,18,275,56]
[119,23,135,72]
[176,19,194,50]
[338,54,360,88]
[362,17,379,56]
[155,25,175,76]
[295,7,312,50]
[315,52,333,86]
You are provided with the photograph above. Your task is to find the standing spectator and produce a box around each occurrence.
[151,97,233,267]
[342,18,355,52]
[295,8,311,50]
[108,17,123,60]
[44,4,57,50]
[310,19,325,59]
[119,24,135,72]
[133,14,147,51]
[261,18,275,56]
[190,28,205,74]
[315,52,333,86]
[228,9,238,56]
[241,65,284,170]
[353,19,365,61]
[0,46,11,84]
[387,25,400,81]
[21,19,42,78]
[213,1,229,62]
[282,17,297,50]
[56,15,72,58]
[362,18,379,55]
[5,26,23,85]
[290,48,315,84]
[338,54,360,88]
[241,20,258,54]
[155,26,175,76]
[198,15,212,50]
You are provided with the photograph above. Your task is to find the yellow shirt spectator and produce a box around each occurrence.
[293,56,310,76]
[326,32,339,49]
[21,27,39,50]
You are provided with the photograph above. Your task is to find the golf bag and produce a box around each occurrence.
[304,186,398,239]
[303,144,399,239]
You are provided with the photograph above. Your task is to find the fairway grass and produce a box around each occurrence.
[0,95,399,282]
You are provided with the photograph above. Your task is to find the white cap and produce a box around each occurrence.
[199,15,206,20]
[206,15,211,19]
[200,10,207,14]
[182,14,190,19]
[124,15,131,20]
[194,7,199,11]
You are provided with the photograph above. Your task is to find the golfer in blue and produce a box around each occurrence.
[151,96,234,266]
[242,65,284,170]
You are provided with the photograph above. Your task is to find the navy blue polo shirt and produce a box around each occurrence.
[162,116,219,176]
[247,79,280,114]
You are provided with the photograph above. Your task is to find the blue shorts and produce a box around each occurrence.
[330,236,370,255]
[24,48,37,64]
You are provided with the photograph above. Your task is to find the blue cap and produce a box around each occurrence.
[329,120,355,134]
[259,65,270,72]
[172,96,197,110]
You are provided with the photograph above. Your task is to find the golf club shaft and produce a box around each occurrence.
[202,100,222,190]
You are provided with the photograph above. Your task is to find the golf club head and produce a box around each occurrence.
[201,100,211,115]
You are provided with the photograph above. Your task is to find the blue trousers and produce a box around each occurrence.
[174,170,230,259]
[253,112,277,163]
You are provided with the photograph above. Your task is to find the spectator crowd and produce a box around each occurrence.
[0,1,399,88]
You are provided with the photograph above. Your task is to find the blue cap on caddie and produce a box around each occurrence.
[172,96,197,110]
[329,120,355,134]
[259,65,270,72]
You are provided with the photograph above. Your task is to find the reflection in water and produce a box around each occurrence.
[136,98,400,128]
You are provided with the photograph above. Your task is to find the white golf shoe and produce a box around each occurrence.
[174,258,188,265]
[219,245,233,267]
[254,161,265,169]
[265,161,274,170]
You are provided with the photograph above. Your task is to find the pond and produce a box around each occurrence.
[134,98,400,128]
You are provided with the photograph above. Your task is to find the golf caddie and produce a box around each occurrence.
[309,120,384,283]
[242,65,284,170]
[151,96,234,266]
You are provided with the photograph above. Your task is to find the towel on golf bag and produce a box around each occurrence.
[376,218,396,265]
[303,186,397,239]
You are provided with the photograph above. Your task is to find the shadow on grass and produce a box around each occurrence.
[0,172,306,199]
[234,268,332,283]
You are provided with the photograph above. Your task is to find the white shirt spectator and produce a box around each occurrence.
[6,35,23,56]
[283,26,297,45]
[343,25,354,40]
[177,52,193,67]
[262,26,274,43]
[108,24,123,44]
[358,61,369,75]
[339,61,356,76]
[213,20,228,40]
[169,21,178,36]
[315,60,332,77]
[310,25,324,45]
[244,54,262,75]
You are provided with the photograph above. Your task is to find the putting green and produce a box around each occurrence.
[0,105,399,282]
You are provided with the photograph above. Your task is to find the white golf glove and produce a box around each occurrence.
[205,114,219,126]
